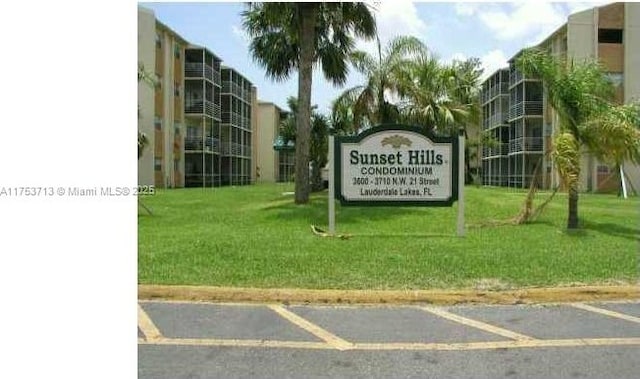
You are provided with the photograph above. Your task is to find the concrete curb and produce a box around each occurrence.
[138,284,639,305]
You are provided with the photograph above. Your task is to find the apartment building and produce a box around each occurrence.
[138,7,257,188]
[480,2,640,192]
[255,102,295,183]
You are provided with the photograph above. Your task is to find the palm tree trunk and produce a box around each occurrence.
[294,3,316,204]
[567,184,579,229]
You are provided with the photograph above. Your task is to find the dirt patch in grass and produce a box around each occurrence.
[139,284,639,305]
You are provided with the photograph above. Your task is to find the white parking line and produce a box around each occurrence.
[139,337,640,351]
[138,304,163,341]
[420,306,536,341]
[570,303,640,324]
[268,305,353,350]
[140,337,334,350]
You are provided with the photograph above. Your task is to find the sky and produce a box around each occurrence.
[140,1,611,115]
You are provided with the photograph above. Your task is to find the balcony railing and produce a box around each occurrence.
[241,116,251,130]
[184,137,220,153]
[220,142,252,157]
[508,101,543,120]
[184,63,220,84]
[481,83,509,103]
[510,70,524,87]
[221,82,252,102]
[185,100,220,119]
[483,112,508,129]
[222,112,241,126]
[482,143,508,158]
[508,137,543,154]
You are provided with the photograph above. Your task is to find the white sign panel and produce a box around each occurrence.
[336,127,458,206]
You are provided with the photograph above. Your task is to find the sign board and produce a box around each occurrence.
[335,125,459,206]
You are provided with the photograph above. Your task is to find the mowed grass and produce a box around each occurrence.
[138,184,639,290]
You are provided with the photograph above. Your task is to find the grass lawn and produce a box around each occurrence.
[138,184,638,290]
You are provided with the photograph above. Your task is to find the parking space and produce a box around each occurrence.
[138,300,640,352]
[287,306,508,344]
[587,302,640,319]
[446,303,640,340]
[140,302,321,342]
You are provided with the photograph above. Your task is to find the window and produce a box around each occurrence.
[155,33,162,48]
[598,28,623,44]
[154,158,162,171]
[174,82,181,97]
[597,165,610,174]
[174,44,181,58]
[154,118,162,131]
[174,126,180,135]
[174,159,180,172]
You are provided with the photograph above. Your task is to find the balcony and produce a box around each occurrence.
[508,101,543,120]
[185,62,211,78]
[509,70,524,87]
[508,137,543,154]
[222,82,251,102]
[185,100,221,119]
[241,116,251,130]
[222,111,242,126]
[220,142,252,157]
[481,83,509,103]
[483,112,508,130]
[184,137,220,153]
[482,143,508,158]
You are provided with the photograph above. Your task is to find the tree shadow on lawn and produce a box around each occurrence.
[261,197,435,227]
[581,220,640,242]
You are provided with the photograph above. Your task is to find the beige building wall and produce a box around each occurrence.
[138,6,188,188]
[541,3,640,193]
[138,8,156,187]
[156,24,186,188]
[255,102,282,183]
[625,2,640,103]
[624,3,640,193]
[566,7,597,61]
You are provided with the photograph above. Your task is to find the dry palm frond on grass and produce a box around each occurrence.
[473,156,558,228]
[311,225,352,239]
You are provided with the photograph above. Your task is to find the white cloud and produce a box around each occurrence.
[565,1,611,15]
[479,49,508,81]
[231,24,250,45]
[445,52,468,65]
[358,0,428,57]
[476,2,566,43]
[452,2,612,47]
[454,3,478,17]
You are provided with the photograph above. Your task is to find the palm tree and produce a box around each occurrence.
[516,48,640,229]
[395,52,472,133]
[330,94,357,136]
[334,35,428,130]
[393,54,483,182]
[445,58,484,183]
[242,2,376,204]
[279,96,329,192]
[310,113,329,191]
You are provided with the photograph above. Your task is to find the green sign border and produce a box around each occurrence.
[334,124,459,207]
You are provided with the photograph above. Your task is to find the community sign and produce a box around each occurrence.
[335,125,460,206]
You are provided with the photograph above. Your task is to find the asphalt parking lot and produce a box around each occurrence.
[139,300,640,379]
